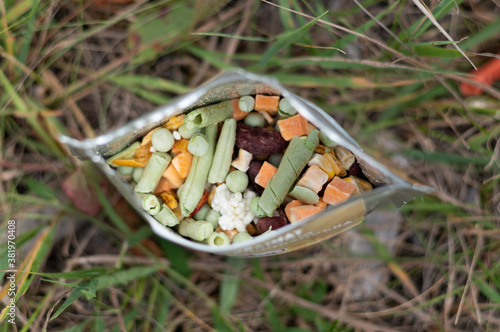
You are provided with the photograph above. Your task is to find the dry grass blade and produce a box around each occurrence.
[411,0,476,70]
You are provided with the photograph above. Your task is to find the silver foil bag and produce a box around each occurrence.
[60,70,433,257]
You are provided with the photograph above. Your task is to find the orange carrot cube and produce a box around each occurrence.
[172,152,193,178]
[323,177,356,205]
[162,164,184,189]
[231,99,249,121]
[172,138,189,154]
[277,114,311,141]
[285,200,304,221]
[154,177,172,194]
[254,95,280,112]
[255,161,277,188]
[296,165,328,193]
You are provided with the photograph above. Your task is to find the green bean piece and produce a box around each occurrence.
[238,96,255,112]
[142,194,161,215]
[178,218,214,241]
[205,209,221,229]
[188,133,209,156]
[278,98,297,116]
[106,141,140,166]
[319,131,336,147]
[179,124,218,216]
[258,129,319,215]
[178,124,201,139]
[193,204,211,221]
[135,152,171,193]
[244,112,265,127]
[208,118,237,183]
[288,186,319,205]
[250,197,267,217]
[232,232,253,243]
[207,232,231,246]
[184,100,234,129]
[151,128,175,152]
[225,170,248,193]
[132,167,144,183]
[154,204,180,227]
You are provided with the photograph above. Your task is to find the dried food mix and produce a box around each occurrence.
[106,94,377,247]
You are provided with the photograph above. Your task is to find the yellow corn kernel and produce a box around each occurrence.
[160,192,178,209]
[164,114,185,130]
[324,152,346,177]
[308,154,335,180]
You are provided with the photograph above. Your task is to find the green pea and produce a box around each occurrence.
[319,131,336,147]
[268,154,283,167]
[188,133,209,156]
[278,98,297,116]
[132,167,144,183]
[250,197,267,217]
[238,96,255,112]
[205,209,221,229]
[232,232,253,243]
[152,128,175,152]
[244,112,265,127]
[118,166,134,175]
[193,204,211,221]
[178,124,201,139]
[226,170,249,193]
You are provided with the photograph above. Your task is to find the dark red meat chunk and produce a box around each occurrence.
[235,123,288,156]
[257,209,288,234]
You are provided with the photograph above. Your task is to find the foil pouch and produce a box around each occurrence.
[60,70,433,257]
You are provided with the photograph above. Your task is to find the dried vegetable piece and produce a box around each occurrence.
[334,146,355,170]
[323,176,356,205]
[238,96,255,112]
[258,129,319,215]
[296,165,328,193]
[277,114,311,141]
[255,95,279,112]
[324,152,346,177]
[178,218,213,241]
[231,149,252,172]
[308,153,335,180]
[207,232,231,246]
[215,226,238,241]
[112,158,147,167]
[344,176,373,194]
[141,128,159,147]
[208,118,237,183]
[160,192,178,209]
[154,204,180,227]
[164,114,185,130]
[235,123,288,155]
[163,164,184,189]
[184,100,233,129]
[287,199,327,223]
[172,152,193,178]
[231,99,249,121]
[179,124,217,216]
[106,141,140,166]
[288,186,319,205]
[154,178,172,194]
[135,152,172,193]
[172,138,189,154]
[254,162,277,188]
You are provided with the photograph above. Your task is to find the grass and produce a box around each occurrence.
[0,0,499,330]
